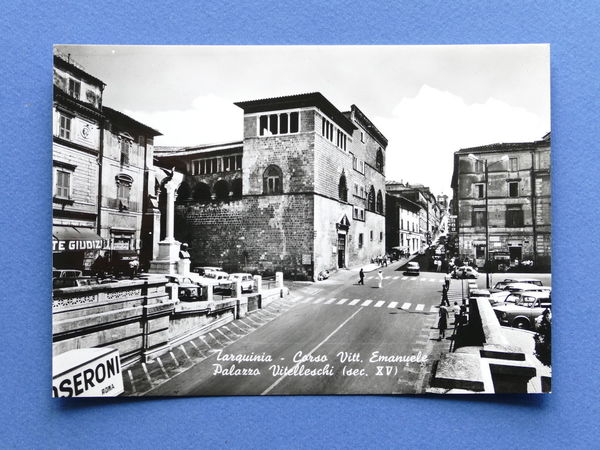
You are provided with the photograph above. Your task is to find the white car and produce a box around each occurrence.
[229,273,254,293]
[489,283,551,304]
[452,266,478,279]
[493,291,551,329]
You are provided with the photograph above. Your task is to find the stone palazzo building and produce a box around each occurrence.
[156,93,388,280]
[450,133,551,271]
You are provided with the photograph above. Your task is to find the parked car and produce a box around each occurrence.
[192,266,223,276]
[489,283,551,304]
[493,291,551,329]
[229,273,254,293]
[108,250,140,277]
[452,266,479,279]
[53,277,99,289]
[491,278,543,292]
[164,274,206,301]
[405,262,420,276]
[52,269,83,279]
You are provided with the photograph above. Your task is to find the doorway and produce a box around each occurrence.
[337,233,346,268]
[509,245,522,263]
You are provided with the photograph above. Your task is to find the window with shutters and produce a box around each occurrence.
[506,206,524,227]
[472,207,486,227]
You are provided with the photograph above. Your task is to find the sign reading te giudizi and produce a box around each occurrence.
[52,348,124,398]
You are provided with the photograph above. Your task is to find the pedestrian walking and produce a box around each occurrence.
[441,285,450,306]
[438,304,449,340]
[436,259,442,272]
[452,301,461,324]
[444,271,451,290]
[377,269,383,288]
[358,268,364,285]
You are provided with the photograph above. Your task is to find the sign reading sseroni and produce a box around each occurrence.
[52,348,124,397]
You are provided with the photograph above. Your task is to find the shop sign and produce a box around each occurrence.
[52,239,104,252]
[52,348,124,398]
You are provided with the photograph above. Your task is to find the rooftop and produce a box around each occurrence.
[103,107,162,136]
[234,92,356,135]
[155,141,243,158]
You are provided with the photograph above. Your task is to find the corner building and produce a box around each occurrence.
[169,93,387,280]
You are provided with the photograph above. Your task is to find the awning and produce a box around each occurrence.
[52,226,104,252]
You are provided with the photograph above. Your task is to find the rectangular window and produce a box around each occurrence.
[290,112,299,133]
[269,114,278,135]
[509,181,519,197]
[59,113,71,140]
[370,230,373,241]
[475,244,486,259]
[138,135,145,147]
[472,208,487,227]
[236,155,242,170]
[358,233,363,248]
[510,157,519,171]
[474,183,485,199]
[120,139,130,165]
[117,183,131,207]
[68,79,81,99]
[266,176,280,194]
[360,131,365,143]
[475,160,484,173]
[401,219,404,230]
[55,170,71,199]
[379,231,383,241]
[506,206,524,227]
[279,113,288,134]
[259,115,268,136]
[360,209,364,220]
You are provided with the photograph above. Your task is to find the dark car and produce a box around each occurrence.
[108,250,140,277]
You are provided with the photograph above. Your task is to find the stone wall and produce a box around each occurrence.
[175,194,315,279]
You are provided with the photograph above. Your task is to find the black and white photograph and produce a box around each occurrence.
[51,44,551,397]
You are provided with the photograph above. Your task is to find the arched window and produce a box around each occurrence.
[192,182,211,202]
[376,190,383,214]
[175,181,191,204]
[231,178,242,199]
[368,186,376,212]
[376,148,384,173]
[214,179,230,201]
[263,165,283,194]
[338,173,347,202]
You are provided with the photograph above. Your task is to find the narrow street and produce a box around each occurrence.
[125,259,462,396]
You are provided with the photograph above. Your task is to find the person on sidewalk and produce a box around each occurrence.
[441,285,450,306]
[377,269,383,288]
[444,271,451,290]
[452,301,461,324]
[438,304,449,340]
[358,268,364,285]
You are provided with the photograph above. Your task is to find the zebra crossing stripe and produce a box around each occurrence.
[337,298,349,305]
[415,304,425,311]
[361,300,373,307]
[313,298,325,304]
[430,305,439,313]
[349,299,361,306]
[388,301,398,308]
[324,298,336,304]
[401,302,411,309]
[401,277,408,280]
[392,276,399,280]
[374,301,385,308]
[384,276,391,280]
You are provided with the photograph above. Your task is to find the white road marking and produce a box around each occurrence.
[401,302,411,310]
[180,345,192,361]
[374,300,385,308]
[261,307,364,395]
[384,276,391,280]
[300,297,313,303]
[349,299,361,306]
[155,357,169,377]
[127,370,137,394]
[313,298,325,304]
[361,300,373,307]
[169,351,180,368]
[189,340,201,352]
[230,322,246,333]
[336,298,348,305]
[388,301,398,308]
[200,336,212,349]
[402,276,408,280]
[324,298,336,304]
[141,363,153,385]
[216,329,232,342]
[392,276,399,280]
[415,304,425,311]
[430,305,439,313]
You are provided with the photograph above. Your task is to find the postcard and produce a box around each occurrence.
[51,44,551,396]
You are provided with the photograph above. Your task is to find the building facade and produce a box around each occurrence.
[52,52,162,273]
[385,194,422,254]
[52,53,105,271]
[157,93,388,280]
[450,133,551,270]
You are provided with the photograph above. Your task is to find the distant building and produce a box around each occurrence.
[385,194,422,254]
[450,133,551,270]
[156,93,388,280]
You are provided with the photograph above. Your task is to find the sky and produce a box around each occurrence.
[56,45,550,196]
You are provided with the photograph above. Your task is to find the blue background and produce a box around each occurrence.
[1,1,598,447]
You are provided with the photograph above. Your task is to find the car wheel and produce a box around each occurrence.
[513,318,530,329]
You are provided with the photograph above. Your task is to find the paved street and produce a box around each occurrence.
[124,259,466,396]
